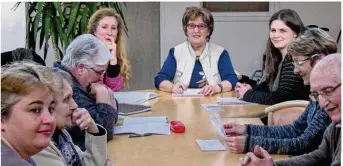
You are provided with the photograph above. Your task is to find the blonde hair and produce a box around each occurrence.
[88,8,131,87]
[1,61,62,120]
[288,28,337,57]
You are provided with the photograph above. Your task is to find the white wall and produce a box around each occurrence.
[1,2,26,52]
[160,2,341,76]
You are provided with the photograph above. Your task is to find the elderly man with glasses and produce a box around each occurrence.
[53,34,118,151]
[223,28,337,155]
[239,53,341,166]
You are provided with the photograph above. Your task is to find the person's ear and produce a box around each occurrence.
[1,118,7,131]
[76,64,85,76]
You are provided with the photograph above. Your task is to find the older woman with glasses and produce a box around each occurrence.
[223,28,337,155]
[32,69,113,166]
[154,6,238,96]
[1,62,57,166]
[53,34,118,151]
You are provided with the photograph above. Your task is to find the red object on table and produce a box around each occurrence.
[170,120,185,133]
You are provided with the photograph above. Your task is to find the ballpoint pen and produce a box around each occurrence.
[128,133,153,138]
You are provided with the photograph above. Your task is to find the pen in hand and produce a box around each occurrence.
[128,133,153,138]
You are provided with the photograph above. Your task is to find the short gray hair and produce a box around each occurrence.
[61,34,111,68]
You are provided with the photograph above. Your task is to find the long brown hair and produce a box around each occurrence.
[263,9,305,83]
[88,8,131,87]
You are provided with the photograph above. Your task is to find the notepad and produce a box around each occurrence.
[196,140,226,151]
[217,97,256,105]
[172,89,203,97]
[113,91,160,104]
[113,116,170,135]
[201,104,223,112]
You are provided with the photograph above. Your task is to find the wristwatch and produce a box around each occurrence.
[218,83,223,93]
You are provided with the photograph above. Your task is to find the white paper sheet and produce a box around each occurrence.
[113,116,170,135]
[113,123,171,135]
[201,104,223,112]
[172,89,204,97]
[196,140,226,151]
[209,113,226,138]
[217,97,257,105]
[123,116,168,125]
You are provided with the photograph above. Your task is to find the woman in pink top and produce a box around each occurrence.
[88,8,132,91]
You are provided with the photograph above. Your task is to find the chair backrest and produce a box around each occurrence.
[265,100,309,126]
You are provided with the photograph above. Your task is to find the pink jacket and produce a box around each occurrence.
[103,74,123,92]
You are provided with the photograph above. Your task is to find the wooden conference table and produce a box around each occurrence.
[108,90,288,166]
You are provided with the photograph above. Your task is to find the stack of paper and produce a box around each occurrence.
[217,97,256,105]
[113,91,159,104]
[201,104,223,112]
[113,116,170,135]
[172,89,203,97]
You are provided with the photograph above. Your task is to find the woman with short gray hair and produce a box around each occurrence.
[53,34,118,150]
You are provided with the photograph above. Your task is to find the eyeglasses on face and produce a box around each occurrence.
[187,23,208,30]
[292,54,319,67]
[89,68,106,76]
[309,82,341,102]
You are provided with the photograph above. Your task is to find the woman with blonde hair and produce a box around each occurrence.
[88,8,131,91]
[1,61,57,166]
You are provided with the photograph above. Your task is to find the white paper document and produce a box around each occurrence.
[209,113,226,138]
[113,123,171,135]
[113,116,170,135]
[113,91,160,104]
[196,140,226,151]
[201,104,223,112]
[172,89,203,97]
[217,97,256,105]
[123,116,168,125]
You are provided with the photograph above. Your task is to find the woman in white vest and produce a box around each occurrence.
[154,7,238,96]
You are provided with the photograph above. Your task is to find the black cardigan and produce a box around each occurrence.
[243,55,310,105]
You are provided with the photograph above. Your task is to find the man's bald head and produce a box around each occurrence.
[310,53,341,86]
[310,53,341,123]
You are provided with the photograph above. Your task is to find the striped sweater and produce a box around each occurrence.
[244,101,331,154]
[243,55,310,105]
[275,123,341,166]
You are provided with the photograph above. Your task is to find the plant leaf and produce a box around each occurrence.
[66,2,80,35]
[44,10,51,44]
[39,11,46,50]
[80,7,88,33]
[53,2,64,23]
[55,18,67,48]
[33,2,44,42]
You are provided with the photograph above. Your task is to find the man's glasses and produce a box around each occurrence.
[309,82,341,102]
[293,54,319,66]
[187,23,208,30]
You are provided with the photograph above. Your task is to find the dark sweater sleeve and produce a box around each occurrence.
[218,50,238,88]
[73,86,117,141]
[242,55,308,105]
[106,64,120,78]
[244,102,332,154]
[154,48,177,89]
[275,123,338,165]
